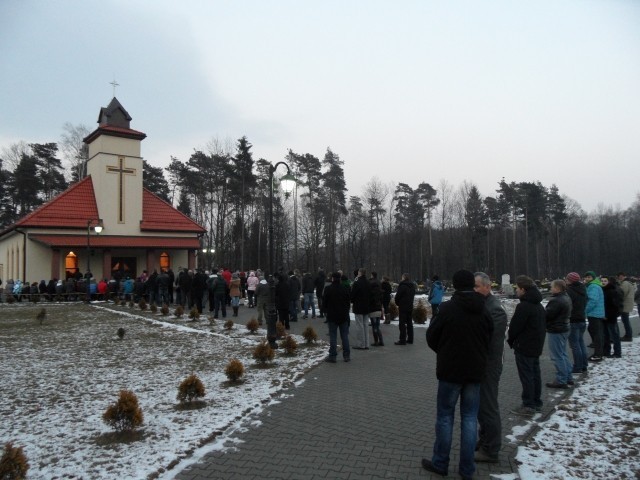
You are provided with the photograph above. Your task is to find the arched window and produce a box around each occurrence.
[66,251,79,278]
[160,252,170,271]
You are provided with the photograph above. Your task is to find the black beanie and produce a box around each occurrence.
[452,269,475,291]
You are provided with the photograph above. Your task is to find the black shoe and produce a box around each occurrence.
[344,357,350,362]
[546,381,568,389]
[407,340,413,344]
[394,341,406,345]
[324,356,337,363]
[567,380,574,386]
[474,450,499,463]
[421,459,447,476]
[621,336,632,342]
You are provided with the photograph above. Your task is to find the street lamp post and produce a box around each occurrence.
[201,248,215,271]
[267,162,296,348]
[86,219,103,277]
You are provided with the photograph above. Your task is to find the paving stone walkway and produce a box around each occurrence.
[174,303,638,480]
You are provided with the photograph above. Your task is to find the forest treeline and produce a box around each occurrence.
[2,125,639,282]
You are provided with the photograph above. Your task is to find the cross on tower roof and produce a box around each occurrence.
[109,78,120,97]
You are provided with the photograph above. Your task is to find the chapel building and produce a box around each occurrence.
[0,98,206,282]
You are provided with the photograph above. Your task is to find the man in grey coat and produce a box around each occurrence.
[474,272,508,463]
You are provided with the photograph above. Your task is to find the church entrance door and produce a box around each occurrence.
[112,257,137,280]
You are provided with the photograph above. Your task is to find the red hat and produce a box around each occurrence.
[566,272,581,283]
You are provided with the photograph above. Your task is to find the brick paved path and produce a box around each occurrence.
[174,303,639,480]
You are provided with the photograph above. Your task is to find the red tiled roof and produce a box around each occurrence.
[83,125,147,144]
[29,234,201,249]
[15,177,99,228]
[141,189,206,233]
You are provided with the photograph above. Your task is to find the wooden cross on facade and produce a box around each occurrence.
[107,156,136,223]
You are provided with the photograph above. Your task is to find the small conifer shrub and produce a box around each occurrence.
[224,359,245,382]
[177,374,205,403]
[117,327,126,339]
[280,335,298,355]
[246,318,259,334]
[253,340,275,364]
[128,299,134,308]
[276,321,286,338]
[138,298,147,311]
[174,305,184,318]
[188,307,200,320]
[388,300,399,321]
[6,295,15,304]
[150,302,158,314]
[412,299,428,324]
[0,442,29,480]
[302,326,318,344]
[224,319,234,330]
[102,390,144,432]
[36,308,46,325]
[161,303,170,316]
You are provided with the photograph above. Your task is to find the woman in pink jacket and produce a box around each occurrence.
[246,271,259,308]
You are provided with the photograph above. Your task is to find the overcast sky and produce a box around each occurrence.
[1,0,638,212]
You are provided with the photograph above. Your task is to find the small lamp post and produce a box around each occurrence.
[201,248,215,271]
[267,162,295,348]
[86,218,103,277]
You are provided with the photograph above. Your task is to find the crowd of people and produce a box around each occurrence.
[420,269,637,479]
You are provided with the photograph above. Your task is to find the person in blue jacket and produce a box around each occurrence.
[428,275,445,318]
[584,271,605,362]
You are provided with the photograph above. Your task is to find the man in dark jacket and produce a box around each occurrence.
[178,269,192,307]
[394,273,416,345]
[288,271,301,324]
[507,275,547,416]
[351,268,371,349]
[473,272,508,463]
[602,276,623,358]
[566,272,588,374]
[323,271,352,362]
[423,270,492,479]
[545,279,573,388]
[301,272,316,319]
[276,273,291,330]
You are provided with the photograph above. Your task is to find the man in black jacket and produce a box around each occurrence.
[507,275,546,417]
[423,270,492,480]
[315,268,326,318]
[473,272,508,464]
[394,273,416,345]
[323,271,351,362]
[566,272,588,374]
[351,268,371,349]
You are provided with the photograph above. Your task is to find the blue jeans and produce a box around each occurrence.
[432,381,481,478]
[328,321,350,359]
[620,311,632,338]
[514,352,542,409]
[370,315,382,343]
[303,292,316,316]
[568,323,588,372]
[547,332,573,384]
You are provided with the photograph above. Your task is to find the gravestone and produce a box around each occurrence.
[501,274,514,296]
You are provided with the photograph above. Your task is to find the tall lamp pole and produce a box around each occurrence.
[268,162,296,348]
[86,219,103,276]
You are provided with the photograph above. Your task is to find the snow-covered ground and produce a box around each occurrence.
[2,300,639,479]
[0,303,326,479]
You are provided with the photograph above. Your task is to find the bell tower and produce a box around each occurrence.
[83,98,147,235]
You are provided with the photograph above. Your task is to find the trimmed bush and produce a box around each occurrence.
[188,307,200,321]
[412,299,428,324]
[302,326,318,344]
[276,321,286,338]
[253,340,275,364]
[117,327,125,339]
[280,335,298,355]
[150,302,158,314]
[161,304,170,316]
[174,305,184,318]
[224,359,245,382]
[177,374,205,403]
[246,318,259,334]
[128,299,134,308]
[138,298,147,311]
[102,390,144,432]
[36,308,46,325]
[6,295,15,304]
[388,299,399,321]
[0,442,29,480]
[224,319,234,331]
